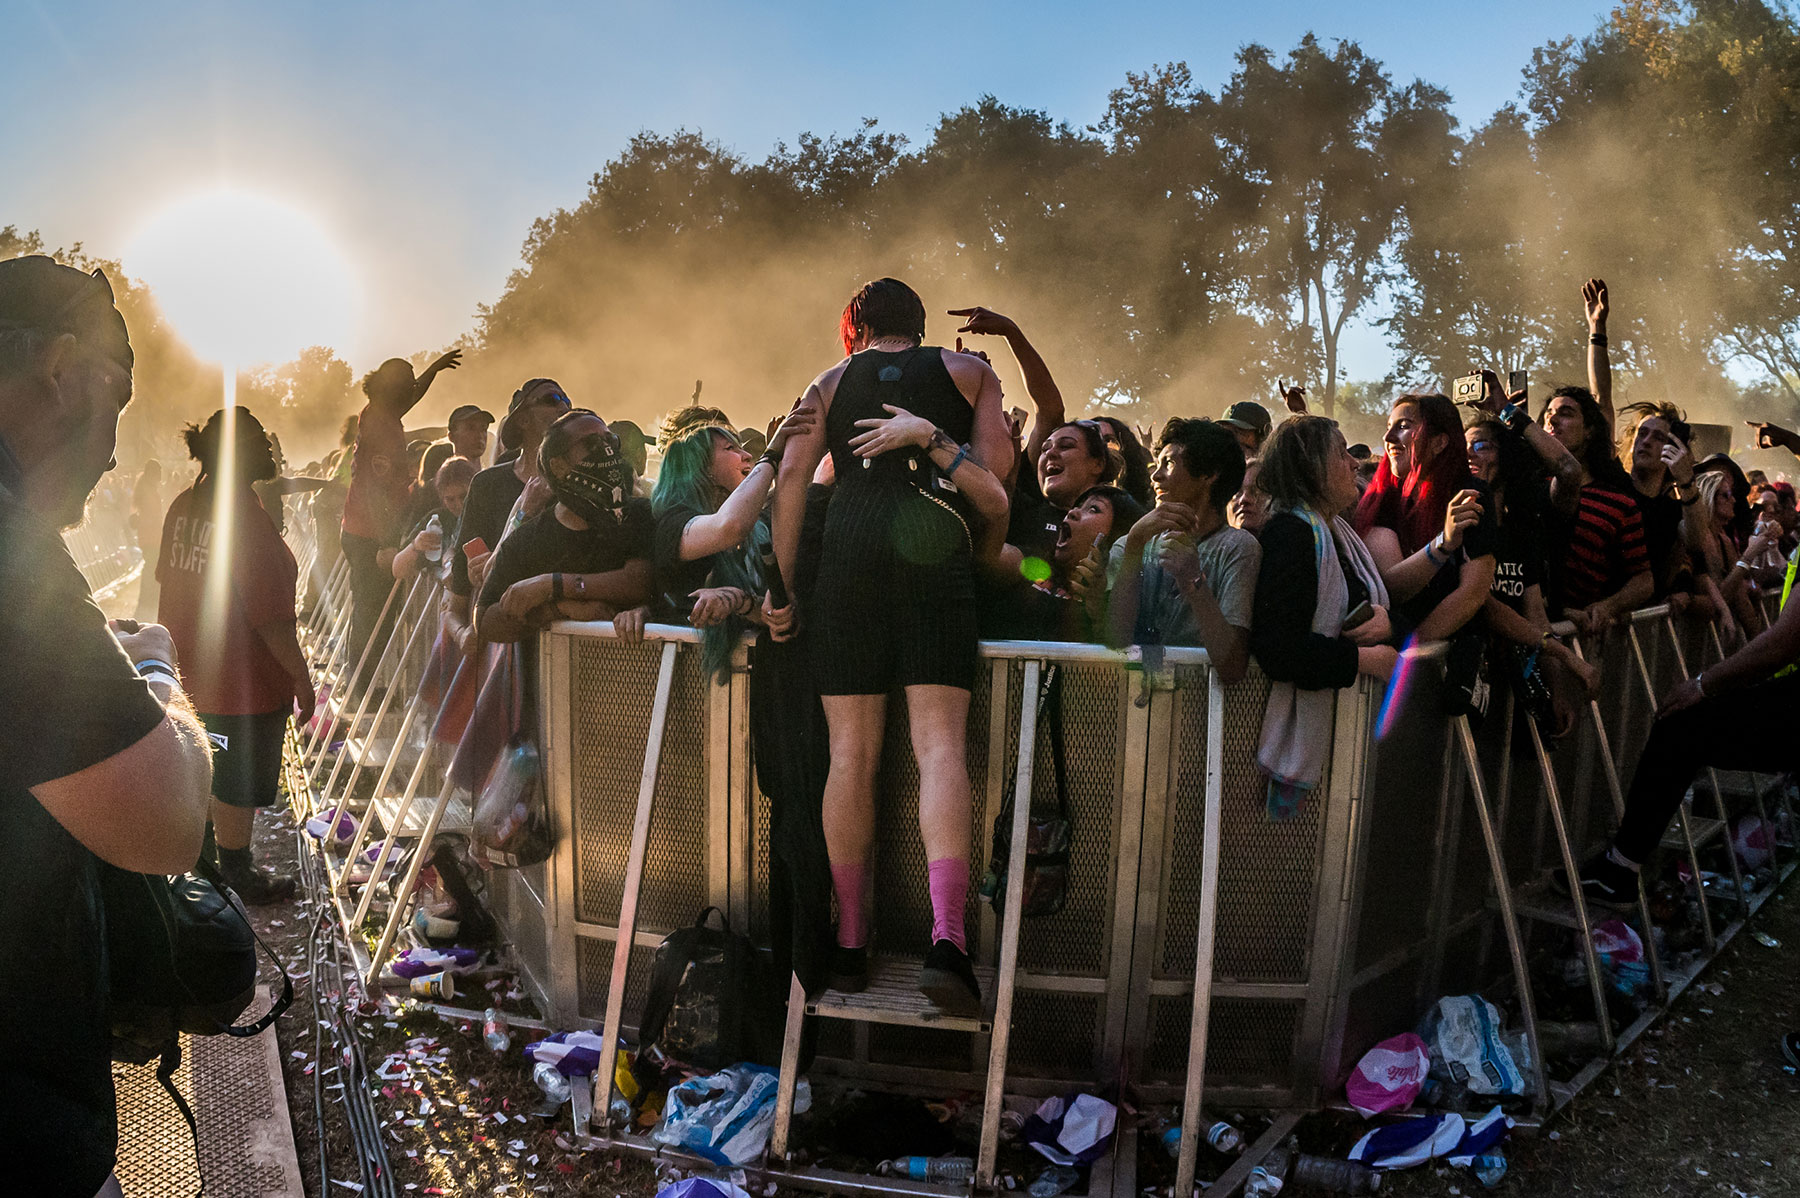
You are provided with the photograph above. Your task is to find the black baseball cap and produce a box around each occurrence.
[498,378,569,449]
[1218,401,1272,438]
[447,404,494,429]
[0,256,133,371]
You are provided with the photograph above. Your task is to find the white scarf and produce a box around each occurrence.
[1256,507,1389,812]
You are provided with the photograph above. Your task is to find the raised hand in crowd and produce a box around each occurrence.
[1659,431,1695,486]
[1278,381,1308,414]
[1440,488,1484,553]
[1582,277,1608,332]
[952,336,991,365]
[1746,420,1800,456]
[1583,277,1613,424]
[948,304,1064,465]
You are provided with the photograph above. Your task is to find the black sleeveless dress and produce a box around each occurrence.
[813,347,978,695]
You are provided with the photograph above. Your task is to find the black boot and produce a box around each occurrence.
[218,846,297,905]
[919,939,982,1016]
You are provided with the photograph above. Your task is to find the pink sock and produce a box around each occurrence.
[831,861,870,948]
[928,858,969,952]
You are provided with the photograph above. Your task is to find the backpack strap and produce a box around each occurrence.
[154,1038,205,1198]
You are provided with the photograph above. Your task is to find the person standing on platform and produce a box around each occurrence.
[157,406,313,903]
[0,256,214,1198]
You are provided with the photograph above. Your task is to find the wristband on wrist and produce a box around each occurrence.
[1498,403,1529,432]
[1425,535,1449,566]
[134,658,175,677]
[757,451,780,472]
[551,573,565,601]
[1589,332,1608,346]
[947,445,971,476]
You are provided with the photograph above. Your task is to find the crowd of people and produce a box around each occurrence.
[3,254,1800,1194]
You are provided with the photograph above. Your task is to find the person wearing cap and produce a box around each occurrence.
[447,402,494,464]
[340,349,462,682]
[0,256,214,1195]
[443,379,572,656]
[1218,400,1273,461]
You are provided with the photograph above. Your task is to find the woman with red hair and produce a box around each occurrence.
[1352,393,1496,642]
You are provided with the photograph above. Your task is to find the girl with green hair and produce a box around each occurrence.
[652,400,816,678]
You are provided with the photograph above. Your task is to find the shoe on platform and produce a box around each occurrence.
[828,945,870,994]
[918,939,982,1017]
[219,851,297,905]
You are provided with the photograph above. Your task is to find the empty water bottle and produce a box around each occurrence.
[1028,1165,1081,1197]
[1161,1120,1244,1158]
[482,1008,510,1053]
[533,1060,572,1106]
[1266,1148,1381,1194]
[1242,1166,1283,1197]
[999,1109,1028,1141]
[879,1157,976,1184]
[1471,1151,1507,1188]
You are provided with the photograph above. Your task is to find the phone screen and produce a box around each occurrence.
[1508,370,1529,402]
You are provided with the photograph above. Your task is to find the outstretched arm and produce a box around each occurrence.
[1583,278,1612,431]
[403,348,463,414]
[949,307,1063,463]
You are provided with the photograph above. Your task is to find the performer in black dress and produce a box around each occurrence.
[771,278,1012,1013]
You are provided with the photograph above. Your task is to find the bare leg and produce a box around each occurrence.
[821,694,886,947]
[212,800,255,851]
[905,685,972,861]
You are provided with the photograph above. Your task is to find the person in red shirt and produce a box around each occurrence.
[339,349,461,683]
[158,407,314,903]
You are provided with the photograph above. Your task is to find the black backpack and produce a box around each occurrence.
[634,908,780,1078]
[101,860,292,1154]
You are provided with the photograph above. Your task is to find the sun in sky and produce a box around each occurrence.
[123,187,360,368]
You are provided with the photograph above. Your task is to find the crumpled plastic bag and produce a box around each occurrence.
[1419,996,1527,1097]
[652,1064,809,1165]
[1590,919,1649,997]
[1346,1033,1431,1117]
[1019,1093,1116,1166]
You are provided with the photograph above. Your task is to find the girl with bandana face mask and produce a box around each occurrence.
[475,410,656,645]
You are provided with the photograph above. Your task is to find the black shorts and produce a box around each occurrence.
[199,709,290,809]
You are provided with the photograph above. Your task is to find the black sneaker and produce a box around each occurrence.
[829,945,870,994]
[1551,853,1638,910]
[919,939,982,1017]
[1781,1032,1800,1071]
[220,854,298,905]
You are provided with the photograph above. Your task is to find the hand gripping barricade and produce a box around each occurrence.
[284,513,1796,1198]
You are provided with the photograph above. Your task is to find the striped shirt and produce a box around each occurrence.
[1551,483,1650,611]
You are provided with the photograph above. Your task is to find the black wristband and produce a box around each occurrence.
[758,451,781,472]
[552,573,564,601]
[1589,332,1608,347]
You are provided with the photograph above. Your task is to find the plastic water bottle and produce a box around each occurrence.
[1267,1148,1381,1194]
[880,1157,975,1183]
[1243,1166,1283,1197]
[1028,1165,1081,1197]
[1161,1120,1245,1158]
[533,1060,572,1106]
[1471,1151,1507,1188]
[422,513,443,562]
[999,1109,1027,1141]
[482,1008,510,1053]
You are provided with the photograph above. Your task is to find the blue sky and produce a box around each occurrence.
[7,1,1616,376]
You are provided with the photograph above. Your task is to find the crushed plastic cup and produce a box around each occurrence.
[409,970,455,1000]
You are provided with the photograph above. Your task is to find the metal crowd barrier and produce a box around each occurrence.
[279,524,1794,1191]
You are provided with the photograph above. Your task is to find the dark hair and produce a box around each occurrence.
[1094,417,1154,506]
[839,277,926,355]
[1156,417,1246,511]
[1071,484,1147,551]
[1468,417,1547,529]
[538,407,605,474]
[418,440,456,488]
[183,407,276,485]
[1617,401,1693,462]
[360,357,413,402]
[1541,385,1624,484]
[1257,415,1343,513]
[1046,420,1122,484]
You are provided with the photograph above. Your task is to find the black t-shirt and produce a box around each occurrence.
[1008,493,1065,565]
[1630,485,1685,596]
[1396,476,1500,632]
[449,463,527,597]
[478,498,656,612]
[1488,519,1543,614]
[0,478,166,1191]
[653,504,718,618]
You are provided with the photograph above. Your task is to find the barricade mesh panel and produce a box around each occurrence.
[867,665,995,956]
[570,640,710,935]
[575,934,659,1029]
[1009,664,1121,975]
[1146,994,1299,1087]
[751,784,772,944]
[492,865,549,996]
[1008,990,1100,1077]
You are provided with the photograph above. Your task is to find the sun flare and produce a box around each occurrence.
[123,187,359,367]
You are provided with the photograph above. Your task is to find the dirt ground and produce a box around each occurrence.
[238,799,1800,1198]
